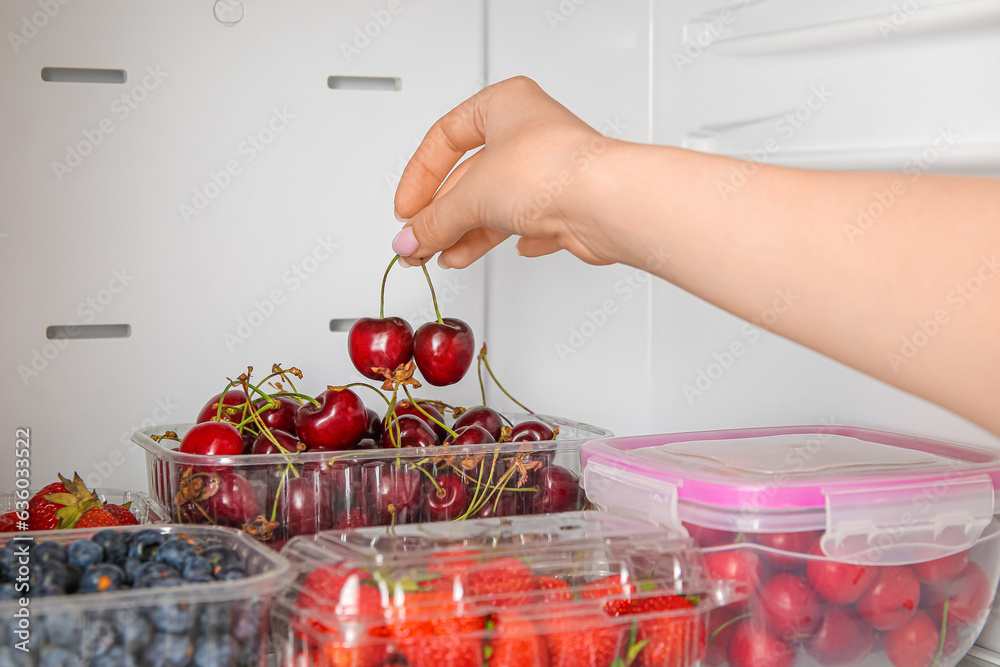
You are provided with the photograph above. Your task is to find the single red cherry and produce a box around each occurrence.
[276,475,333,537]
[362,461,423,525]
[803,606,874,667]
[476,492,520,518]
[913,549,970,584]
[364,408,384,442]
[529,465,582,514]
[392,401,446,441]
[444,425,496,447]
[510,420,555,442]
[293,388,367,451]
[752,573,822,643]
[883,610,940,667]
[755,531,821,572]
[683,522,737,548]
[424,473,469,521]
[728,620,796,667]
[334,508,371,529]
[706,607,741,667]
[413,317,475,386]
[379,414,439,448]
[251,430,304,455]
[240,431,256,455]
[856,565,920,631]
[805,540,878,605]
[925,561,990,628]
[453,406,503,442]
[196,389,248,424]
[704,550,763,602]
[253,396,300,435]
[348,316,414,381]
[180,421,244,457]
[201,472,260,527]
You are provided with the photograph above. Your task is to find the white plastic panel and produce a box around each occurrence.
[0,0,485,491]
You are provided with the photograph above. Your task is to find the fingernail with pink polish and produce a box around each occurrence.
[392,227,419,256]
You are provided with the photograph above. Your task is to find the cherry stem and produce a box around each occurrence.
[413,464,442,493]
[709,613,752,642]
[380,255,400,319]
[477,353,487,406]
[459,452,503,520]
[479,345,534,414]
[411,399,457,414]
[214,380,239,423]
[402,385,458,438]
[419,259,444,325]
[933,597,949,667]
[335,383,392,408]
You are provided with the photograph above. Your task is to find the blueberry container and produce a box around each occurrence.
[132,414,611,550]
[0,523,293,666]
[272,510,744,667]
[1,489,168,529]
[581,425,1000,667]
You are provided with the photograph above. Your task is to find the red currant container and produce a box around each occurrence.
[580,426,1000,667]
[132,414,612,550]
[271,510,745,667]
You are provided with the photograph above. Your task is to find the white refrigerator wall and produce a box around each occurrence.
[483,0,1000,451]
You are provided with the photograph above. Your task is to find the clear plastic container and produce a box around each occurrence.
[272,510,744,667]
[0,523,293,666]
[580,425,1000,667]
[132,414,611,550]
[0,488,169,527]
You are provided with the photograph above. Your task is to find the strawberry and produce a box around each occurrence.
[28,480,69,530]
[104,503,138,526]
[0,511,21,533]
[387,589,486,667]
[630,596,706,667]
[547,610,627,667]
[537,576,573,604]
[487,611,549,667]
[581,574,637,616]
[467,557,539,608]
[28,473,102,530]
[429,549,483,574]
[75,507,118,528]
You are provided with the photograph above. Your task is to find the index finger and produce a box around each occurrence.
[393,86,492,220]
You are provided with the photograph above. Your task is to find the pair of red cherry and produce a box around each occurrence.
[347,255,475,387]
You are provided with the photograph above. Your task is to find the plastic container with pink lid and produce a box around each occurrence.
[580,425,1000,667]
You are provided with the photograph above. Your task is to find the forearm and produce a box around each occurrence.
[593,141,1000,433]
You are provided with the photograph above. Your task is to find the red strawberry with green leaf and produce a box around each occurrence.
[104,503,138,526]
[0,511,21,533]
[546,609,627,667]
[75,507,119,528]
[468,557,539,609]
[29,473,102,530]
[486,611,549,667]
[629,596,706,667]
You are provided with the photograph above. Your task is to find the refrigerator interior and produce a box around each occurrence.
[2,0,1000,655]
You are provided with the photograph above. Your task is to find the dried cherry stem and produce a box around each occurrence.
[709,613,752,642]
[419,259,444,324]
[380,255,401,319]
[191,501,216,525]
[479,345,535,414]
[403,385,458,439]
[458,451,502,520]
[238,378,300,479]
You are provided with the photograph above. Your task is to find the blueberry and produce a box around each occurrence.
[0,648,15,667]
[193,633,235,667]
[127,530,165,561]
[148,631,194,666]
[154,539,198,571]
[100,647,132,667]
[42,610,82,647]
[148,583,199,633]
[199,602,233,633]
[0,585,17,601]
[181,556,213,581]
[130,562,178,588]
[200,545,241,576]
[38,648,84,667]
[37,561,76,594]
[113,609,152,653]
[67,540,104,569]
[79,563,126,593]
[2,540,34,572]
[33,542,66,565]
[91,530,129,564]
[215,565,247,581]
[122,557,143,583]
[35,584,66,597]
[80,619,117,659]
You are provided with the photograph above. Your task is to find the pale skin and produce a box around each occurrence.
[392,76,1000,436]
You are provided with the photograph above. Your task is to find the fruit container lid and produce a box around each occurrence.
[273,511,743,661]
[132,413,611,469]
[1,488,169,526]
[580,425,1000,565]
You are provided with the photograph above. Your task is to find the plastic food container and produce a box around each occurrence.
[272,510,743,667]
[1,488,169,526]
[132,414,611,550]
[580,425,1000,667]
[0,523,293,666]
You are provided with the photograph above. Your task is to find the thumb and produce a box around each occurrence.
[391,173,483,262]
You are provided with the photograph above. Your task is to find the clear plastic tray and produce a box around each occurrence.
[273,511,743,667]
[0,488,169,527]
[581,426,1000,667]
[133,414,612,550]
[0,523,293,666]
